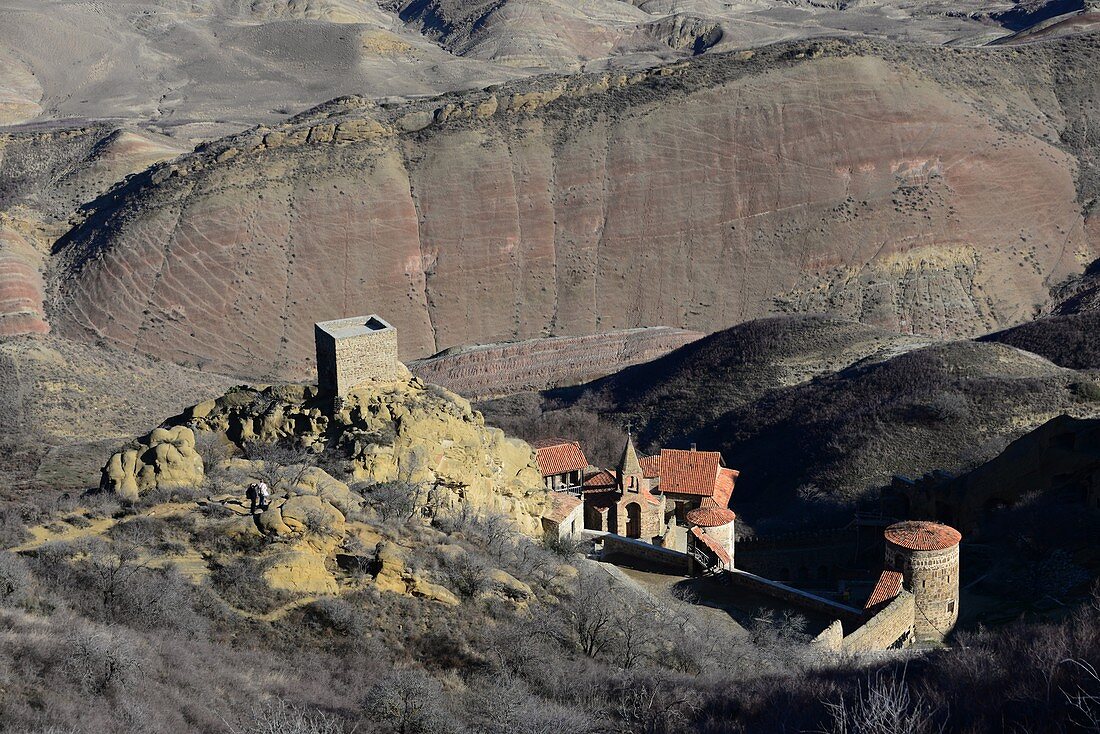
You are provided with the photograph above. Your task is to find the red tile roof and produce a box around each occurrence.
[659,449,722,496]
[712,468,738,507]
[691,527,731,566]
[544,492,582,524]
[582,470,617,490]
[686,506,736,528]
[639,454,660,479]
[533,439,588,477]
[884,521,962,551]
[864,570,904,611]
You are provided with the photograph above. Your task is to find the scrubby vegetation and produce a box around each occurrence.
[2,476,1099,733]
[482,324,1100,530]
[983,311,1100,370]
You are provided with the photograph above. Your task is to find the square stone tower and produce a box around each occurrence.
[315,315,402,397]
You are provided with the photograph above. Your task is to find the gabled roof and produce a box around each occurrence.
[533,439,588,477]
[639,454,660,479]
[582,470,617,490]
[544,492,582,523]
[864,570,904,611]
[659,448,722,496]
[712,468,739,507]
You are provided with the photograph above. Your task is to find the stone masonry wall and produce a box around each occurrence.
[601,533,692,574]
[735,526,868,584]
[725,570,864,627]
[886,542,959,643]
[316,324,403,396]
[840,591,915,652]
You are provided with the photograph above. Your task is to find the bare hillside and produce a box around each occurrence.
[45,37,1100,380]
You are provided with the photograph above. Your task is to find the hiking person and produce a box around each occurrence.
[257,481,271,511]
[246,483,259,514]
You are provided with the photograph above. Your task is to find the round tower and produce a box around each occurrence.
[884,520,962,644]
[686,504,736,570]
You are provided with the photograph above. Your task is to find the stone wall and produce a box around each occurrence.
[886,542,959,643]
[735,526,872,584]
[839,591,915,652]
[725,569,863,627]
[601,533,692,574]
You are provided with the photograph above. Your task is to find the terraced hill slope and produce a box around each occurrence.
[48,37,1100,380]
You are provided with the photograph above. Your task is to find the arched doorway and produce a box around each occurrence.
[607,504,618,535]
[625,503,642,539]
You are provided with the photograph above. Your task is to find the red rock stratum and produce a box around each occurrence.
[50,39,1100,380]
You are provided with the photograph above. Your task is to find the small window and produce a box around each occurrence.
[947,600,955,613]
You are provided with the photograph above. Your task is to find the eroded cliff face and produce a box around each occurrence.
[51,40,1099,380]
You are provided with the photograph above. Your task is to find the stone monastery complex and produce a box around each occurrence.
[316,315,964,653]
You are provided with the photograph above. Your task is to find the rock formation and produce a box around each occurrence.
[101,376,548,533]
[51,39,1099,380]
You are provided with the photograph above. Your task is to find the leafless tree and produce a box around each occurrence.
[62,627,143,695]
[366,481,423,523]
[561,571,620,658]
[242,440,318,490]
[1062,659,1100,732]
[362,668,460,734]
[89,543,154,624]
[227,699,345,734]
[821,670,944,734]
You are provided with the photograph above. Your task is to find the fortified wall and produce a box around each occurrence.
[734,526,874,583]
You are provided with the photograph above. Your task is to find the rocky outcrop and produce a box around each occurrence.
[101,376,548,533]
[51,40,1097,379]
[102,425,205,501]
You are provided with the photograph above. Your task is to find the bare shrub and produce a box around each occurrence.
[362,668,462,734]
[62,626,143,695]
[363,481,422,523]
[193,430,234,474]
[303,508,337,538]
[242,440,318,490]
[228,699,345,734]
[0,551,33,607]
[541,533,587,558]
[0,505,31,547]
[302,597,366,637]
[1063,659,1100,732]
[441,553,489,600]
[210,556,291,614]
[821,670,942,734]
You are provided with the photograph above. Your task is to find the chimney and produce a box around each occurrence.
[690,443,697,451]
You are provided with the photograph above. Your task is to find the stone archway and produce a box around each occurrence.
[625,502,642,539]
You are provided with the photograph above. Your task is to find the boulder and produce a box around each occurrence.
[101,425,204,501]
[262,549,338,595]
